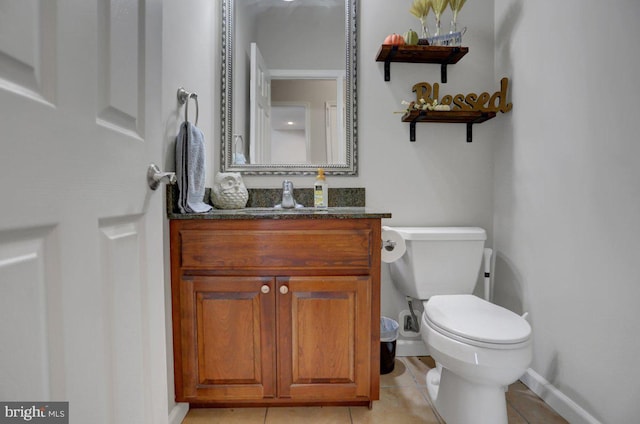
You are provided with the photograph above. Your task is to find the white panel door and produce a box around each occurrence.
[249,42,271,164]
[0,1,168,423]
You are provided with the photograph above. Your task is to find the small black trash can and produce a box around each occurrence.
[380,316,399,374]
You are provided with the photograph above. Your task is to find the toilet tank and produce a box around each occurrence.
[388,227,486,299]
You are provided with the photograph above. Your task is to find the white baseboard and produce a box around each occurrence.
[521,368,601,424]
[168,402,189,424]
[396,339,429,357]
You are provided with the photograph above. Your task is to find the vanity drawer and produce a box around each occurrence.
[174,220,373,271]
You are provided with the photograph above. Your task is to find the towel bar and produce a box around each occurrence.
[177,87,199,125]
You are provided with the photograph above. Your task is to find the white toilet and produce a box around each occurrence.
[387,227,532,424]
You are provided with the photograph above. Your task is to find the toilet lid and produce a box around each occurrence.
[425,295,531,344]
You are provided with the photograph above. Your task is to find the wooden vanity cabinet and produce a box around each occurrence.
[170,218,382,407]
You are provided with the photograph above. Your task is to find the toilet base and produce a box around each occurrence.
[427,367,508,424]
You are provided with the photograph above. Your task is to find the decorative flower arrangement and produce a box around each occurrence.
[408,0,468,45]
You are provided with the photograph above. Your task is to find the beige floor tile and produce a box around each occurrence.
[264,406,351,424]
[417,386,446,424]
[351,386,440,424]
[182,407,266,423]
[507,381,569,424]
[507,403,528,424]
[180,359,567,424]
[403,356,436,387]
[380,358,417,388]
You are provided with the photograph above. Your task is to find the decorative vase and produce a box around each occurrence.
[434,16,441,37]
[420,18,429,39]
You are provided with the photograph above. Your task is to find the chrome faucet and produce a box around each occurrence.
[280,180,296,209]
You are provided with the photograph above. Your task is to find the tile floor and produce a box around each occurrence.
[181,356,568,424]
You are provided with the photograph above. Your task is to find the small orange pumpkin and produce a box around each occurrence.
[383,33,405,45]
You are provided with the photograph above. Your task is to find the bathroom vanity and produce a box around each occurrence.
[169,206,390,407]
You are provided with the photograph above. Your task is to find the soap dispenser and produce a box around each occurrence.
[313,168,328,208]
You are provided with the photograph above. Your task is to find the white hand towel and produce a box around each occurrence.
[175,121,212,213]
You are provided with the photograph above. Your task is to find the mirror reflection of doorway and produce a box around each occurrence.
[270,77,341,163]
[270,103,310,163]
[249,42,345,165]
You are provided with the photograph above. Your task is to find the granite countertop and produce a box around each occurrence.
[168,206,391,220]
[166,186,391,220]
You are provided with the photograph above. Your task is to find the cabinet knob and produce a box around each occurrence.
[279,285,289,295]
[261,285,270,294]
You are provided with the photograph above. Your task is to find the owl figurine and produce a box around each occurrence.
[211,172,249,209]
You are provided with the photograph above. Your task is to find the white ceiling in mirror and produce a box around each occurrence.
[271,106,306,131]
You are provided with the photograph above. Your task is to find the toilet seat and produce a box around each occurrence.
[424,295,531,348]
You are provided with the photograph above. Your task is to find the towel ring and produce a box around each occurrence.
[177,87,199,125]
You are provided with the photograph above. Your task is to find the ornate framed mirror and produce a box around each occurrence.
[220,0,358,175]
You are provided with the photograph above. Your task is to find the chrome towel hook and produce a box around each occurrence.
[177,87,199,125]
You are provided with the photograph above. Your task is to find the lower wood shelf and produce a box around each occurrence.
[401,109,497,142]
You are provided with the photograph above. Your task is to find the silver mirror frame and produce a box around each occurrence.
[220,0,358,175]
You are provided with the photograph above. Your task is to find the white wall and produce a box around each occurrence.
[493,1,640,423]
[162,0,217,421]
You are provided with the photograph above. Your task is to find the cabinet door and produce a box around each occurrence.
[177,276,276,401]
[277,276,372,401]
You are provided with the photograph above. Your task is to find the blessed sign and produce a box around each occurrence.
[412,77,512,113]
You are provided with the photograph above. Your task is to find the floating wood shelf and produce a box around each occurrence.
[375,44,469,83]
[401,109,496,142]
